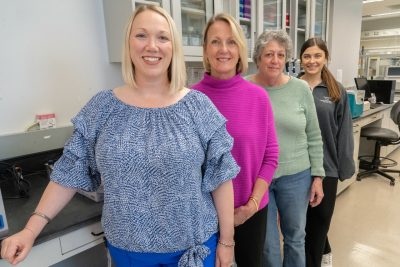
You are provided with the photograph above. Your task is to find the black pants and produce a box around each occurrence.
[305,177,338,267]
[235,205,268,267]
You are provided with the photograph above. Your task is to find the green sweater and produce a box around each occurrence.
[247,76,325,179]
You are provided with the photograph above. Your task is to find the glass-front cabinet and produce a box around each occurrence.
[102,0,328,62]
[296,0,308,58]
[171,0,214,58]
[239,0,255,58]
[133,0,169,10]
[312,0,328,40]
[260,0,283,31]
[282,0,329,58]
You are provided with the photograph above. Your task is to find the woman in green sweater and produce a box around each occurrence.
[247,30,325,267]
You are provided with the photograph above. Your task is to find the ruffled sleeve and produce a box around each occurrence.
[50,90,115,191]
[202,124,240,192]
[187,91,240,192]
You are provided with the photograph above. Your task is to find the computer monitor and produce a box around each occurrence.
[354,77,371,98]
[367,80,396,104]
[386,66,400,78]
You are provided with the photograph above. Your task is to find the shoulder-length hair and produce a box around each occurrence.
[121,5,186,92]
[202,13,248,74]
[300,37,341,102]
[253,30,293,67]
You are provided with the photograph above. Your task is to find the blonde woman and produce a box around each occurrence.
[1,5,238,267]
[192,14,279,266]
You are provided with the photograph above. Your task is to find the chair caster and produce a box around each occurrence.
[356,176,361,181]
[390,181,395,186]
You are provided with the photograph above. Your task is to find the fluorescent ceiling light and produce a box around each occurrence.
[363,0,384,3]
[371,10,400,17]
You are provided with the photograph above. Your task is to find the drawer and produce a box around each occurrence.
[357,113,383,127]
[59,221,103,254]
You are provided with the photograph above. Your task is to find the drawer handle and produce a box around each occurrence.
[91,231,104,236]
[353,124,359,127]
[353,130,359,134]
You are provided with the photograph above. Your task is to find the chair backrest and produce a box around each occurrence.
[390,101,400,126]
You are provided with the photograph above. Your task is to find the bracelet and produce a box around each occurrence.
[249,196,259,211]
[24,227,36,236]
[218,240,235,247]
[32,211,52,223]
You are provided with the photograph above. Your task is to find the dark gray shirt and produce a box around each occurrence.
[312,82,355,180]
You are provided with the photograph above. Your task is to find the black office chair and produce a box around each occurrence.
[357,101,400,186]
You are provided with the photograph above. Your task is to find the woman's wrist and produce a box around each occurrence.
[218,239,235,248]
[23,227,39,239]
[248,196,259,212]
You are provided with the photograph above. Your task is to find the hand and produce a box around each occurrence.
[309,177,324,207]
[215,243,234,267]
[1,228,36,265]
[234,202,257,227]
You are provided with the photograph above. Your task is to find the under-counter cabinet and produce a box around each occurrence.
[337,105,399,195]
[0,222,105,267]
[337,123,361,195]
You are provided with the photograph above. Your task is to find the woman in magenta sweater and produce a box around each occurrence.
[192,13,279,267]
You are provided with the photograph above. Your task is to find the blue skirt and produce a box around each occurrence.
[106,233,218,267]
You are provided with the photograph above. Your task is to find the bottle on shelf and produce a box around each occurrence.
[239,0,244,18]
[244,0,251,19]
[286,13,290,26]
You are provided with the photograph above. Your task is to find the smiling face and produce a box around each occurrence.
[301,45,328,77]
[204,20,239,80]
[257,40,286,82]
[129,10,172,82]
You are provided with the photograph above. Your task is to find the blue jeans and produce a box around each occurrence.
[263,169,312,267]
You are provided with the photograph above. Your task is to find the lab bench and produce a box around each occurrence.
[0,173,105,267]
[337,104,399,195]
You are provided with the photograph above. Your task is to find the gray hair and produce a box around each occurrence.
[252,30,293,67]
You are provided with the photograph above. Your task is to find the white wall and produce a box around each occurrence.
[0,0,123,135]
[328,0,363,87]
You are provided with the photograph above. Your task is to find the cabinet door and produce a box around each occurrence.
[312,0,328,40]
[261,0,283,31]
[238,0,256,59]
[296,0,308,58]
[172,0,214,58]
[282,0,328,59]
[337,124,361,195]
[133,0,167,9]
[285,0,310,58]
[381,108,400,156]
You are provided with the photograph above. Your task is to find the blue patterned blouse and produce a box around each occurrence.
[50,89,239,265]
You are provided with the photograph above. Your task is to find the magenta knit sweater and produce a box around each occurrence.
[192,73,279,209]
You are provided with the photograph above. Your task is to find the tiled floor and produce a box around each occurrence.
[329,149,400,267]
